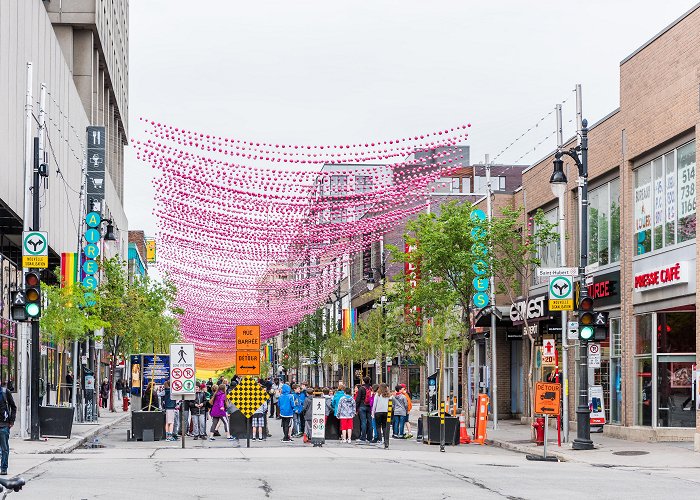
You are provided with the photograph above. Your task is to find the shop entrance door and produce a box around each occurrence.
[510,339,523,415]
[657,357,695,427]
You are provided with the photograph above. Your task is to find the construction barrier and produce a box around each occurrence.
[473,394,490,445]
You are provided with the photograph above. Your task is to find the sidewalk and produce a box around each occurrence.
[10,408,130,455]
[485,419,700,467]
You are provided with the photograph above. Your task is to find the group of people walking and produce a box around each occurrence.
[138,374,413,445]
[142,376,241,442]
[264,376,413,444]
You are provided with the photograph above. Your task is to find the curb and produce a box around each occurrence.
[37,412,131,455]
[485,437,570,462]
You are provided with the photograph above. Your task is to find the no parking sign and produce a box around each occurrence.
[169,343,196,396]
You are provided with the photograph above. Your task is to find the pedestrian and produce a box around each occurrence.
[331,381,345,413]
[371,383,390,446]
[301,387,314,443]
[208,384,233,441]
[189,384,207,440]
[206,378,213,393]
[292,384,303,437]
[115,379,123,401]
[297,382,308,436]
[322,387,332,421]
[400,384,413,439]
[100,378,109,409]
[270,378,281,419]
[161,380,177,441]
[66,370,74,402]
[142,381,159,411]
[0,380,16,475]
[278,383,295,442]
[370,384,379,442]
[335,387,356,443]
[355,376,373,443]
[252,401,268,441]
[392,385,408,439]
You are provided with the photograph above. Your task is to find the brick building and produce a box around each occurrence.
[490,4,700,446]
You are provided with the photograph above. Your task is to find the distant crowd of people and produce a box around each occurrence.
[137,374,414,444]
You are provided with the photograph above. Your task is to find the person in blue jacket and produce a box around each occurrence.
[331,381,345,413]
[293,384,308,437]
[278,383,295,442]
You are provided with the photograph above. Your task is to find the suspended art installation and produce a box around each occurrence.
[135,119,470,369]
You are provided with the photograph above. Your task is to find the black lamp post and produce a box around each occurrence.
[552,118,593,450]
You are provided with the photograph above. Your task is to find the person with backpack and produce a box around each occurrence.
[391,385,408,438]
[371,383,391,447]
[355,376,373,443]
[0,381,17,475]
[278,383,295,442]
[335,387,356,443]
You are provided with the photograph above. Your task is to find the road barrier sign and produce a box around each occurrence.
[227,376,270,418]
[169,343,196,396]
[235,325,261,351]
[534,382,561,416]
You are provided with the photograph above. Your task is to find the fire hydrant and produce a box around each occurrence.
[123,395,130,412]
[532,417,545,446]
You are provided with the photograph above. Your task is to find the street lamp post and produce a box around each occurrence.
[552,118,593,450]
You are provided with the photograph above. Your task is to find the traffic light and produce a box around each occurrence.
[593,311,609,341]
[24,270,41,319]
[578,296,595,341]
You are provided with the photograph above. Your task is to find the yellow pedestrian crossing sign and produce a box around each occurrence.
[227,376,269,418]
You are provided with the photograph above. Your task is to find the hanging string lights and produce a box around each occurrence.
[137,119,470,369]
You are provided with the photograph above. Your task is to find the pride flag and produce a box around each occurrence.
[342,308,357,338]
[61,253,80,288]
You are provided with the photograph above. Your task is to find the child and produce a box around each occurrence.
[278,383,295,442]
[335,387,356,443]
[292,384,302,437]
[392,385,408,438]
[252,401,268,440]
[301,387,314,442]
[400,385,414,439]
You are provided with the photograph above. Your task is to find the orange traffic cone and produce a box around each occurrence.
[459,414,471,444]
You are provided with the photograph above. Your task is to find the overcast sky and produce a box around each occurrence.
[124,0,697,237]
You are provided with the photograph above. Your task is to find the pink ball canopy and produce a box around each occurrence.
[137,119,471,370]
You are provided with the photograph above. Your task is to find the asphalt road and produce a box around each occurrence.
[11,418,700,499]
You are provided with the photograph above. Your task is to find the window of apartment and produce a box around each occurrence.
[538,208,560,268]
[635,140,696,255]
[588,178,620,266]
[473,175,506,194]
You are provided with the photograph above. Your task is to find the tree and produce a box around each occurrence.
[388,201,481,415]
[486,206,558,427]
[40,272,108,405]
[98,257,182,411]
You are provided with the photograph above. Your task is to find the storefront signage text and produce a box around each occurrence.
[634,261,689,292]
[510,294,548,325]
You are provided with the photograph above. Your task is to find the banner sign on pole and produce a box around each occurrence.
[588,385,606,425]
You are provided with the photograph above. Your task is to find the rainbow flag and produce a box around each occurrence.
[61,253,80,288]
[342,308,357,337]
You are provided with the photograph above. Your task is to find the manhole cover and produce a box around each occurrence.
[612,450,649,456]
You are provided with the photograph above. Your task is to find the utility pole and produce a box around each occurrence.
[555,103,569,442]
[20,62,33,440]
[485,154,498,429]
[29,83,48,440]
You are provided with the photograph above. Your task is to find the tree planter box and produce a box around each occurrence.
[39,406,75,438]
[421,414,460,445]
[131,411,165,441]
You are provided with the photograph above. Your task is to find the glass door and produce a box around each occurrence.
[657,357,695,427]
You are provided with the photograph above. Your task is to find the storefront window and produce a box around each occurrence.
[636,357,652,426]
[588,178,620,266]
[635,314,652,355]
[609,318,622,424]
[635,140,696,255]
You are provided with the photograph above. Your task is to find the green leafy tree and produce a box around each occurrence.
[486,206,558,424]
[40,271,108,405]
[387,201,481,413]
[99,257,182,411]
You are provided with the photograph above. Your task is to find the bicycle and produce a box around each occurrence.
[0,476,25,499]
